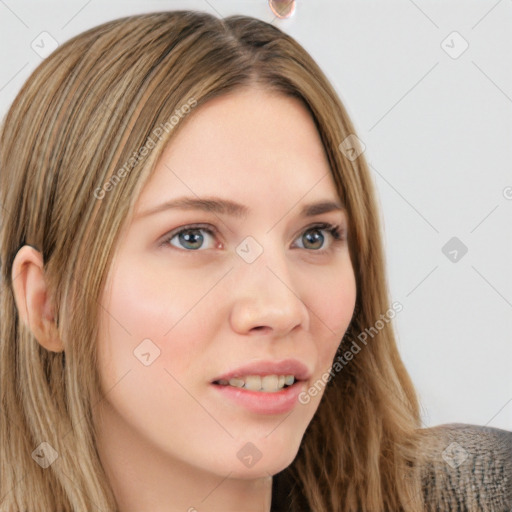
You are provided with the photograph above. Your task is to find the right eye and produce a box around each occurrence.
[161,224,219,251]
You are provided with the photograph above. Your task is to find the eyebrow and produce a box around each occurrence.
[135,196,345,220]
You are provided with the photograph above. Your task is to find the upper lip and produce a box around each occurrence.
[212,358,311,383]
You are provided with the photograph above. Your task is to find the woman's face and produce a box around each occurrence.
[95,86,357,479]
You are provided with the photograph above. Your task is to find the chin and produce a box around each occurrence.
[223,439,302,480]
[226,456,296,480]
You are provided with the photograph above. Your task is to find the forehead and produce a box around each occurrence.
[134,86,339,215]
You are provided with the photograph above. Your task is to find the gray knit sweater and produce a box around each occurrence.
[421,423,512,511]
[271,423,512,511]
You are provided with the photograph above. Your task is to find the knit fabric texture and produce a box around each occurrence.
[270,423,512,511]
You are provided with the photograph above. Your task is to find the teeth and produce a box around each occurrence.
[261,375,278,391]
[284,375,294,386]
[228,377,245,388]
[244,375,262,391]
[219,374,296,392]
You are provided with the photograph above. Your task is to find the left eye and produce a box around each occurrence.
[162,223,344,252]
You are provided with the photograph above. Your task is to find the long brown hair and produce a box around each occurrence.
[0,11,427,511]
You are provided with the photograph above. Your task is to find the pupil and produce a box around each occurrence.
[304,229,323,249]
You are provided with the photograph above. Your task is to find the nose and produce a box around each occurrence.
[229,246,310,337]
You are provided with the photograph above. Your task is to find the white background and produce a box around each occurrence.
[1,0,511,431]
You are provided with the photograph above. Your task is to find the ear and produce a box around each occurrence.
[11,245,63,353]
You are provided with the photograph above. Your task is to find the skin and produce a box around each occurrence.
[12,86,357,512]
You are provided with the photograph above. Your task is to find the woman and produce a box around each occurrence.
[1,10,510,512]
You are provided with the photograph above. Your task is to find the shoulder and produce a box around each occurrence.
[419,422,512,511]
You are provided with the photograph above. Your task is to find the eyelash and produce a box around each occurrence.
[160,222,346,255]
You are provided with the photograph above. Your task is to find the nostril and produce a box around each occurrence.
[252,326,270,332]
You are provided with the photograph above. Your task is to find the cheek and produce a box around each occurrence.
[307,262,357,362]
[94,260,216,440]
[96,256,221,386]
[295,266,356,413]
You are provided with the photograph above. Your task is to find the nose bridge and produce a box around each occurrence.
[229,234,310,334]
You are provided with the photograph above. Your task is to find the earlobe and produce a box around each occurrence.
[11,245,64,353]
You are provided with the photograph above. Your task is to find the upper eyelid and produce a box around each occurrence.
[166,221,342,237]
[162,221,344,248]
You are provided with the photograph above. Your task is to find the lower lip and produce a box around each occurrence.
[211,381,306,415]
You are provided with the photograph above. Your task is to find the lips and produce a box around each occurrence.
[211,358,311,383]
[211,358,310,414]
